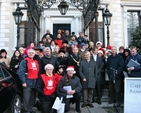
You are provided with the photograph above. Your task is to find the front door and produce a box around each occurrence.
[53,24,71,38]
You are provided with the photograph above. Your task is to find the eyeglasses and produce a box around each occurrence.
[28,52,35,54]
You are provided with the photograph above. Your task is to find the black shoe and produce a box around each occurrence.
[113,102,121,107]
[108,100,116,104]
[88,103,94,108]
[76,110,81,113]
[81,103,87,108]
[97,100,101,105]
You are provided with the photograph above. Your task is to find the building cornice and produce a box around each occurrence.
[11,0,25,4]
[121,3,141,7]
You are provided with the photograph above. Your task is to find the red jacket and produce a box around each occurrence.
[54,39,63,48]
[25,57,39,79]
[54,72,63,84]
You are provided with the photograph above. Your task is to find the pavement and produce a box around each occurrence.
[33,102,123,113]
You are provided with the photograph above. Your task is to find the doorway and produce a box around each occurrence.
[53,24,71,38]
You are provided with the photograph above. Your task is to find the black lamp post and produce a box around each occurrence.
[12,3,23,49]
[58,0,69,15]
[103,6,112,46]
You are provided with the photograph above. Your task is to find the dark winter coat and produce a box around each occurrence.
[68,53,82,78]
[57,75,82,97]
[91,55,103,79]
[79,59,97,88]
[63,35,71,42]
[10,57,23,73]
[76,37,84,44]
[40,55,59,74]
[107,54,124,81]
[57,56,68,68]
[125,53,141,77]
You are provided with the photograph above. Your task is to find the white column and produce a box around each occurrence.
[75,16,79,36]
[79,16,83,33]
[123,6,128,48]
[41,12,46,37]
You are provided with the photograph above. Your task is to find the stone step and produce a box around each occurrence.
[94,95,111,102]
[94,88,111,102]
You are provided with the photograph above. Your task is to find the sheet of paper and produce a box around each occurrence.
[63,86,73,98]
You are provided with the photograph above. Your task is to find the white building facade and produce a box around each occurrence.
[0,0,141,57]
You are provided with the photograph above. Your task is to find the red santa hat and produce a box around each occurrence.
[44,64,54,70]
[98,50,103,55]
[106,45,112,50]
[66,66,76,74]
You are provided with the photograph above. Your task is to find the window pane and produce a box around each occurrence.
[127,12,139,46]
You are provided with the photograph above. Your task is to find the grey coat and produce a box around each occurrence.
[79,59,97,88]
[91,55,103,79]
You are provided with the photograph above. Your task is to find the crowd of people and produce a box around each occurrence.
[0,29,141,113]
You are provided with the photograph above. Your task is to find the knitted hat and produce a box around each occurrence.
[66,66,76,74]
[44,64,54,70]
[80,43,86,48]
[89,41,94,45]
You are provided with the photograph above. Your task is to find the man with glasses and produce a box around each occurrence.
[18,48,39,113]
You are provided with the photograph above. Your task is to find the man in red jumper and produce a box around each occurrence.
[18,48,39,113]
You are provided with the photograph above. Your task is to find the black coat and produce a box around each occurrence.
[10,57,23,73]
[107,54,124,81]
[40,55,59,74]
[68,53,82,78]
[79,59,97,88]
[57,75,82,97]
[57,56,68,68]
[63,35,71,42]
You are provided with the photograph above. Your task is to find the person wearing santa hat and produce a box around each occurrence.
[57,66,82,113]
[96,41,105,57]
[36,64,61,113]
[97,50,104,57]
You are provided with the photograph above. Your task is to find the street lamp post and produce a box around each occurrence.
[103,6,112,46]
[12,3,23,49]
[58,0,69,15]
